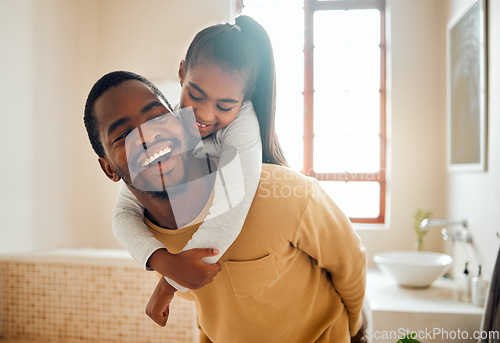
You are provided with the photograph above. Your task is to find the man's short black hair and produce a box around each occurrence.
[84,71,173,158]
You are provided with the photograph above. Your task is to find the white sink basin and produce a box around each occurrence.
[373,251,452,288]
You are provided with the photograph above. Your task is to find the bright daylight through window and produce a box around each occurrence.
[242,0,386,223]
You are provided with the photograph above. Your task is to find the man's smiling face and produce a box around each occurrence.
[95,80,193,192]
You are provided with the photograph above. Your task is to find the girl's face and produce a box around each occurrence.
[178,61,247,138]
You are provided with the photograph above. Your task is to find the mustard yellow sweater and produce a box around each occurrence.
[146,164,366,343]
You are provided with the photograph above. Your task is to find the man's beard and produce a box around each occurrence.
[114,159,189,201]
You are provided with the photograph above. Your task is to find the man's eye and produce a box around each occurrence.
[151,114,166,121]
[188,90,203,101]
[217,105,233,112]
[113,131,130,143]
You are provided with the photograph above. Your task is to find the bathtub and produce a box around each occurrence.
[0,248,197,343]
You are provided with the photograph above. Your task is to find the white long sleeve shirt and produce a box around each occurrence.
[112,101,262,292]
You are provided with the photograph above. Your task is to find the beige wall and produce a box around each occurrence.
[1,0,38,251]
[444,0,500,277]
[0,0,84,252]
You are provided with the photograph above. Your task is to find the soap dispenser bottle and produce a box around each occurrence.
[456,261,471,302]
[472,264,488,306]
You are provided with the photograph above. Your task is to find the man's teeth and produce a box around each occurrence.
[196,122,208,128]
[141,146,172,167]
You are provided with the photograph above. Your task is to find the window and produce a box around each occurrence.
[243,0,386,223]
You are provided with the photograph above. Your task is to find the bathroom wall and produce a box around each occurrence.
[0,0,80,253]
[0,0,232,253]
[445,0,500,278]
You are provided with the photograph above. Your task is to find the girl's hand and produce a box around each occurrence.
[148,248,222,290]
[169,248,222,289]
[146,277,176,326]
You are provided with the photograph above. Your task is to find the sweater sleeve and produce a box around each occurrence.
[165,102,263,292]
[113,182,165,270]
[292,179,366,337]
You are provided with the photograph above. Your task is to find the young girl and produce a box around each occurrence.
[113,15,287,292]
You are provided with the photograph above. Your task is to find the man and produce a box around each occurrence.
[84,71,366,342]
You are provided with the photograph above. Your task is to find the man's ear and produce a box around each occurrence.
[178,60,186,86]
[98,157,121,182]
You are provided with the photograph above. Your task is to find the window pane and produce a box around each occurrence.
[315,45,380,90]
[314,90,380,172]
[314,10,381,46]
[313,9,381,173]
[319,181,380,218]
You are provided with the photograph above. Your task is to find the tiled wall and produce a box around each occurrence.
[0,252,197,343]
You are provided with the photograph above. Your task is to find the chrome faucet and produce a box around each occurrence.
[420,218,472,244]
